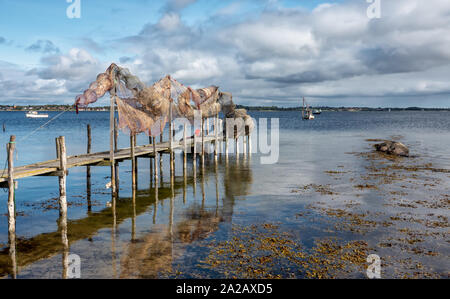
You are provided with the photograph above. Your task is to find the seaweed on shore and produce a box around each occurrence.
[199,223,371,279]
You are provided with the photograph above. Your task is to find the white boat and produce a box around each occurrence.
[26,111,49,118]
[302,98,315,120]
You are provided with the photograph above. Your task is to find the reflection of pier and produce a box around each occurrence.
[0,146,252,278]
[119,159,253,278]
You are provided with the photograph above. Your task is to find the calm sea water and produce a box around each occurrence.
[0,110,449,278]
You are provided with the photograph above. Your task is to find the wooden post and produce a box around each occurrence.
[114,119,120,195]
[225,118,229,159]
[248,126,252,156]
[243,126,247,158]
[214,114,218,160]
[114,120,118,151]
[169,101,174,180]
[109,93,116,198]
[86,125,92,213]
[7,135,17,278]
[57,136,69,278]
[235,126,239,157]
[159,133,163,180]
[149,135,153,187]
[153,137,158,183]
[131,134,136,190]
[201,117,205,157]
[193,122,197,163]
[183,124,187,170]
[58,136,68,216]
[183,126,187,204]
[87,124,92,153]
[134,135,138,189]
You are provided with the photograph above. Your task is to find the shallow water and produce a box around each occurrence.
[0,110,448,278]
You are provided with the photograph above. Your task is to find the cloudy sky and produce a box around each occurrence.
[0,0,449,107]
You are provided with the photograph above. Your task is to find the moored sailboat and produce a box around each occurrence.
[302,97,315,120]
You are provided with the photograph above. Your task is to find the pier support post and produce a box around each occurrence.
[149,136,153,187]
[235,126,239,158]
[86,125,92,213]
[7,135,17,278]
[109,93,117,198]
[214,114,218,161]
[225,118,229,160]
[193,121,197,166]
[159,133,163,182]
[131,134,136,191]
[183,124,187,170]
[243,127,247,158]
[114,119,120,194]
[57,136,69,278]
[201,117,205,157]
[153,137,158,183]
[58,136,68,217]
[201,117,205,170]
[169,101,174,181]
[247,125,252,156]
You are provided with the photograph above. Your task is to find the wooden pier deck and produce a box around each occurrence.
[0,135,217,184]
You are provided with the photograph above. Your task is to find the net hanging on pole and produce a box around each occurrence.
[75,63,254,137]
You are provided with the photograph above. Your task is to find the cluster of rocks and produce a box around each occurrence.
[374,141,409,157]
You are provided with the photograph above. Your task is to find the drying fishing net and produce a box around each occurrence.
[75,63,254,137]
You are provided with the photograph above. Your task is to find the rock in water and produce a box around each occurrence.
[374,141,409,157]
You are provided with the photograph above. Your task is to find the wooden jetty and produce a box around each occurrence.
[0,135,218,184]
[0,110,252,278]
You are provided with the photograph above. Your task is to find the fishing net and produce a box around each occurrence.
[75,63,254,137]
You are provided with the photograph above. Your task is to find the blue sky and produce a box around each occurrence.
[0,0,449,107]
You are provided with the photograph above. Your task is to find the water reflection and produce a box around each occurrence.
[0,155,253,278]
[118,157,252,278]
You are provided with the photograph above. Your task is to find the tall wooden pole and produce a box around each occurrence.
[149,135,153,188]
[153,137,158,183]
[235,129,239,157]
[169,101,174,180]
[225,118,229,160]
[58,136,68,217]
[131,134,136,191]
[114,119,119,194]
[86,125,92,213]
[109,91,116,198]
[159,132,163,181]
[201,117,205,170]
[58,136,69,278]
[7,135,16,278]
[214,114,218,161]
[248,125,252,156]
[183,124,187,170]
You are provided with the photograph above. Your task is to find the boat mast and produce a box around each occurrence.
[302,97,305,119]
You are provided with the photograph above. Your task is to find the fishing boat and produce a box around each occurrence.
[302,97,315,120]
[26,111,49,118]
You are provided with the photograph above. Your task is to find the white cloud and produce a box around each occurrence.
[2,0,450,107]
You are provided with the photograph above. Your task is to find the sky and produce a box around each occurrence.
[0,0,449,108]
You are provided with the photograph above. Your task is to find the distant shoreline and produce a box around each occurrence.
[0,105,449,112]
